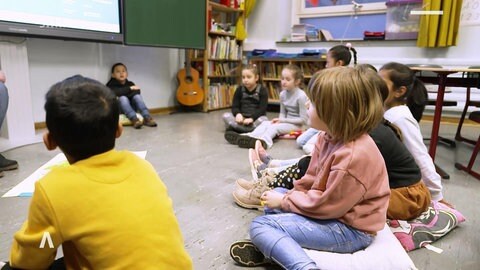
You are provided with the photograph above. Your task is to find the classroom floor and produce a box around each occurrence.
[0,110,479,270]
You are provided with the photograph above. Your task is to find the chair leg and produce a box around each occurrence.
[455,135,480,180]
[455,87,476,145]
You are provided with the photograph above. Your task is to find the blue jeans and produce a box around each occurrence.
[250,188,373,270]
[118,94,150,120]
[0,82,9,129]
[296,128,319,148]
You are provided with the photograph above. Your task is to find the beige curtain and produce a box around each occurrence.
[235,0,256,41]
[417,0,463,47]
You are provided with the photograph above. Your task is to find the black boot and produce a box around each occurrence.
[0,154,18,171]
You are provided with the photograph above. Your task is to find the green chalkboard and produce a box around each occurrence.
[124,0,206,49]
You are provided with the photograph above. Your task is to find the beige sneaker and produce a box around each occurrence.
[236,178,254,190]
[235,171,276,190]
[232,172,275,210]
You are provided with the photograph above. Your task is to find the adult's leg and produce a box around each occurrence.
[0,82,8,129]
[0,83,18,171]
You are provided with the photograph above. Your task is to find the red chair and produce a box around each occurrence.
[454,67,480,180]
[455,66,480,145]
[455,111,480,180]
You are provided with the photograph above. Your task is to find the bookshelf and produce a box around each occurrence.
[192,1,244,111]
[248,57,326,103]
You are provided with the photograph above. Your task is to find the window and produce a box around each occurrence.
[296,0,386,18]
[293,0,387,40]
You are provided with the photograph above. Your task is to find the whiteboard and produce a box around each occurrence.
[461,0,480,26]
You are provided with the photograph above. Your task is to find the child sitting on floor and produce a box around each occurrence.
[234,65,431,221]
[222,64,268,133]
[297,43,359,153]
[379,62,452,208]
[225,64,308,149]
[1,75,192,269]
[106,62,157,129]
[229,67,390,268]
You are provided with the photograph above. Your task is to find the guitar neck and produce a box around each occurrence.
[185,49,192,77]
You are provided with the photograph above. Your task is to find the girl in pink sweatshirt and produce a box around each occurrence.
[230,67,390,269]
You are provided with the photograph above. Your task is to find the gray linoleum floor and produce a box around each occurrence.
[0,110,479,270]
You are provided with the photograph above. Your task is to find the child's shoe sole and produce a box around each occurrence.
[237,136,257,149]
[224,131,240,145]
[230,240,270,267]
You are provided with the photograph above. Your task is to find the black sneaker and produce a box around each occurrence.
[0,154,18,171]
[237,135,259,149]
[224,131,240,145]
[230,240,270,267]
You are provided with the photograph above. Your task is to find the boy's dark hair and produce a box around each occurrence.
[329,45,357,66]
[111,62,127,73]
[45,75,119,161]
[380,62,428,122]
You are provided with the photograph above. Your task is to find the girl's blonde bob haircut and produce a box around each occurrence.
[306,66,384,143]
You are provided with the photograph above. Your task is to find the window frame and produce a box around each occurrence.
[293,0,387,20]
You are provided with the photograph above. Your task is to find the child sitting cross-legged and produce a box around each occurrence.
[225,64,308,149]
[229,67,390,269]
[234,65,432,222]
[222,64,269,133]
[1,75,192,269]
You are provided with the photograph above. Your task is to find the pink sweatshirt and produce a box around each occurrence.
[281,132,390,234]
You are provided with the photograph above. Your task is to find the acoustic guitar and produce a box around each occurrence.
[176,49,204,106]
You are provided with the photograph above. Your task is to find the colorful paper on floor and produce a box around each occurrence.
[2,151,147,198]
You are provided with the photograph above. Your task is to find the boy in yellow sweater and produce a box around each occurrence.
[1,75,192,269]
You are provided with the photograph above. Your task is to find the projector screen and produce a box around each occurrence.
[0,0,123,43]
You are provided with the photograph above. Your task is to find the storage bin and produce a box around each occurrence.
[385,0,423,40]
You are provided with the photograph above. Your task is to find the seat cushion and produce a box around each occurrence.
[304,224,416,270]
[388,201,465,252]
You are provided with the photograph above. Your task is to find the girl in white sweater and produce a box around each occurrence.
[379,62,452,207]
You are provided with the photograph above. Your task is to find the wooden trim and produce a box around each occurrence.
[421,115,478,126]
[34,106,179,130]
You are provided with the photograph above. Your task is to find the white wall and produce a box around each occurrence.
[244,0,480,66]
[1,37,182,123]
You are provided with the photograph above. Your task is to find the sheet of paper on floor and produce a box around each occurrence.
[2,151,147,198]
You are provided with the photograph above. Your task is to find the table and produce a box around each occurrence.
[410,67,480,178]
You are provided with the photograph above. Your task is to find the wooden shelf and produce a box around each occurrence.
[208,58,241,62]
[275,39,416,44]
[250,57,325,104]
[268,99,280,104]
[210,1,243,13]
[208,75,238,78]
[209,31,236,37]
[249,57,326,62]
[207,105,232,111]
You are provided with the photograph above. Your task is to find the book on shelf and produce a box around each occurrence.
[319,29,334,41]
[208,83,237,109]
[291,24,317,42]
